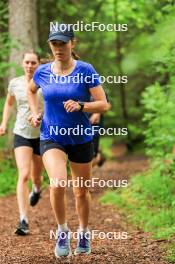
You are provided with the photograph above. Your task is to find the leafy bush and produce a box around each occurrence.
[141,82,175,158]
[101,165,175,240]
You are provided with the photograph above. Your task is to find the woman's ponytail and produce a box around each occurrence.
[71,50,80,60]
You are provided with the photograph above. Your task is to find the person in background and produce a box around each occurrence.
[90,96,111,167]
[0,51,43,235]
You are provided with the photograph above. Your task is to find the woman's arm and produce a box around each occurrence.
[64,85,110,113]
[0,93,15,135]
[27,79,39,115]
[84,85,110,113]
[89,113,101,124]
[27,79,42,127]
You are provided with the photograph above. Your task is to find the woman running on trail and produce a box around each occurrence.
[0,51,43,235]
[28,24,109,258]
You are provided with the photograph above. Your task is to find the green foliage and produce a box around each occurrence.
[0,157,17,196]
[167,244,175,262]
[101,165,175,240]
[100,136,113,158]
[101,21,175,254]
[141,83,175,158]
[0,1,11,79]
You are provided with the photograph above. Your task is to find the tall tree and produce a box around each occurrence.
[8,0,38,78]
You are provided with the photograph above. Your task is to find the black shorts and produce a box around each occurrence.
[93,134,100,157]
[14,134,40,155]
[40,140,94,163]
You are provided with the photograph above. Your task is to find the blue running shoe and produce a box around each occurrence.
[55,230,72,258]
[74,230,91,255]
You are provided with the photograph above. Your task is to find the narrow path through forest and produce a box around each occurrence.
[0,153,170,264]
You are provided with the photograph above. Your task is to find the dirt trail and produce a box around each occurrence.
[0,154,170,264]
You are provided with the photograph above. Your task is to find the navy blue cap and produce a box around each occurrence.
[48,23,74,42]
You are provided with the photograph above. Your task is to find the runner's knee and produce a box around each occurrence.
[73,187,89,199]
[50,186,66,199]
[18,169,30,183]
[49,176,67,188]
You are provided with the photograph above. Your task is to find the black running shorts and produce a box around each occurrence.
[40,140,94,163]
[14,134,40,155]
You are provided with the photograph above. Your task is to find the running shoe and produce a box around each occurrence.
[74,230,91,255]
[55,230,72,258]
[29,188,41,206]
[15,219,29,235]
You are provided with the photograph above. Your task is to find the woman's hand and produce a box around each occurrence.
[89,113,101,124]
[0,124,7,136]
[28,113,42,127]
[63,100,81,112]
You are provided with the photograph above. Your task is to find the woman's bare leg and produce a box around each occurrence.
[70,161,92,229]
[42,149,67,225]
[15,146,33,220]
[30,154,43,192]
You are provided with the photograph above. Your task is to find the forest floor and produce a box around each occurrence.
[0,148,171,264]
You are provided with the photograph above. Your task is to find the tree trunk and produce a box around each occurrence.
[8,0,38,148]
[8,0,38,78]
[114,0,128,125]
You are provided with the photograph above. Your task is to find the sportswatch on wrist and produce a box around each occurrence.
[78,101,85,111]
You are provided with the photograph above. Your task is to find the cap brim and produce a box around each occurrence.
[48,35,71,43]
